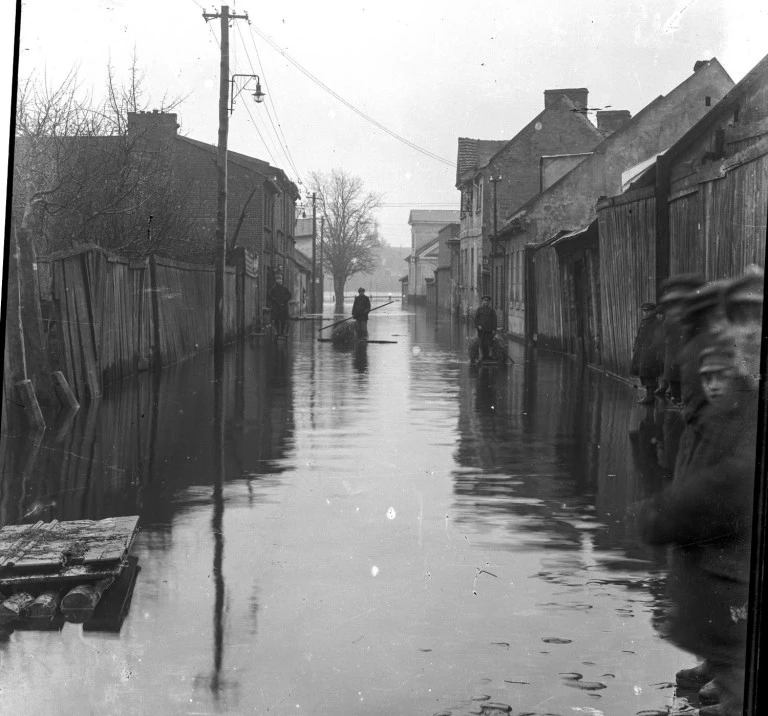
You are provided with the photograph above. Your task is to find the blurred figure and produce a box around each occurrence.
[629,403,669,493]
[474,295,498,362]
[657,274,706,404]
[637,269,762,716]
[630,301,665,404]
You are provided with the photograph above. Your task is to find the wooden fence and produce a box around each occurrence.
[36,245,260,400]
[596,187,657,377]
[532,245,564,351]
[669,145,767,279]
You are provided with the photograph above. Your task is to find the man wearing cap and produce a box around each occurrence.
[474,295,498,362]
[352,287,372,340]
[630,301,665,404]
[658,274,705,403]
[638,334,758,716]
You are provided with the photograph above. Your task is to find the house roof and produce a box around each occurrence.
[620,151,666,192]
[414,235,441,257]
[500,58,734,235]
[177,136,300,197]
[293,248,313,272]
[659,53,767,168]
[455,138,507,185]
[407,209,460,225]
[456,94,603,188]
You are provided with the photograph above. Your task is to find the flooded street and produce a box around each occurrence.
[1,302,696,715]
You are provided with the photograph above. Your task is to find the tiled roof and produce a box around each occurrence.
[456,138,506,185]
[407,209,460,224]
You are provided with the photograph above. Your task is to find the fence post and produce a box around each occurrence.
[149,254,162,368]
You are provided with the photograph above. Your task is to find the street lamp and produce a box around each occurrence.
[229,74,265,113]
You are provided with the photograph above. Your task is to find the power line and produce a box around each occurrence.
[249,24,455,168]
[239,23,303,186]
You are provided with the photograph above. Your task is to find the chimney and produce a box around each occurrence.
[544,88,589,111]
[127,110,180,143]
[596,110,632,135]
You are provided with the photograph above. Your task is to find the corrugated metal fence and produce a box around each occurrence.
[36,245,260,400]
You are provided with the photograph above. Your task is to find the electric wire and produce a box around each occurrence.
[249,24,455,168]
[242,100,282,168]
[238,23,303,186]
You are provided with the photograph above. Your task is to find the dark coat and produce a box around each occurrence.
[352,294,371,320]
[630,315,664,378]
[268,284,291,315]
[662,324,684,383]
[474,305,497,332]
[639,393,757,564]
[639,392,757,663]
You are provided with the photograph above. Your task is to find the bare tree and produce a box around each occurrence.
[13,55,198,259]
[308,169,383,312]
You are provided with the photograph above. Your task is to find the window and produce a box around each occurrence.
[461,189,472,216]
[475,178,482,214]
[470,247,475,287]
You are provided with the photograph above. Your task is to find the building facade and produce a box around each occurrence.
[406,210,460,301]
[497,59,734,343]
[455,88,608,323]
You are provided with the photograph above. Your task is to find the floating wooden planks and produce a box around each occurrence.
[0,516,139,588]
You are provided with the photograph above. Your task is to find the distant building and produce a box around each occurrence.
[433,223,460,313]
[406,209,460,302]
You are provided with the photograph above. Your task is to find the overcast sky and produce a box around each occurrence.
[3,0,768,252]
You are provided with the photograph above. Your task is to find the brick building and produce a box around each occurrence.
[497,59,734,343]
[455,88,608,323]
[162,114,299,318]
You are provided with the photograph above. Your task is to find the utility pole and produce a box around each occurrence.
[202,5,248,360]
[319,216,325,312]
[311,192,317,313]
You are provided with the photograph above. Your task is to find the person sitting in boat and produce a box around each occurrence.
[352,287,371,341]
[268,275,291,337]
[474,295,497,361]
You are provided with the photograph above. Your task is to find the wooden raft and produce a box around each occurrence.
[0,516,139,588]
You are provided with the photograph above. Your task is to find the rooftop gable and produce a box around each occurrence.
[501,58,734,233]
[660,52,767,168]
[455,94,603,188]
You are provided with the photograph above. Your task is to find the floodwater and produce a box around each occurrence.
[0,302,701,715]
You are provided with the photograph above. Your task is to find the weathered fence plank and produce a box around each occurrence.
[37,246,259,396]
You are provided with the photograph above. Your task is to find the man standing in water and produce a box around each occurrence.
[352,287,371,340]
[474,295,498,362]
[268,274,291,338]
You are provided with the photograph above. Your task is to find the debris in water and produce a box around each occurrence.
[542,637,572,644]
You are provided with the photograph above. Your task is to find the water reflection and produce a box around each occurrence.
[0,306,705,715]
